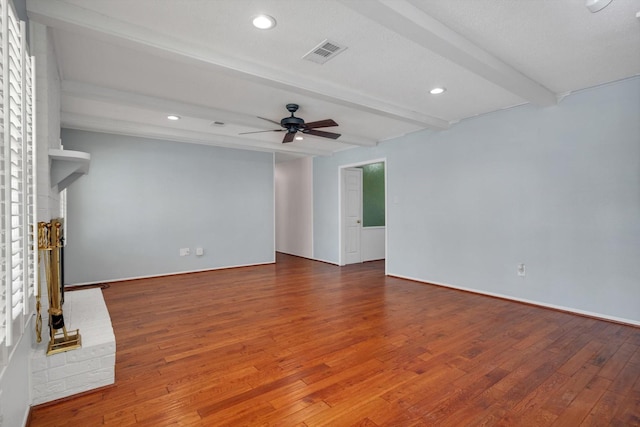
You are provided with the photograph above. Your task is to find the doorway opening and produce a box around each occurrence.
[339,159,387,270]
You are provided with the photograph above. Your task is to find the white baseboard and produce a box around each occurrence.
[388,272,640,327]
[67,260,276,286]
[309,257,340,266]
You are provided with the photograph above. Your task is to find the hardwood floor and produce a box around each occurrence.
[29,253,640,426]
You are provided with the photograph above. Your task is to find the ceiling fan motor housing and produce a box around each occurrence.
[281,115,305,131]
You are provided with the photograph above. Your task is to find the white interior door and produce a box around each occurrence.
[343,168,362,264]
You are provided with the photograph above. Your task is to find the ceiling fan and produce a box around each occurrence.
[239,104,341,143]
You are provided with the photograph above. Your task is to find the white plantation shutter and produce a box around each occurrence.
[0,0,5,346]
[0,0,35,349]
[23,32,35,312]
[9,8,23,323]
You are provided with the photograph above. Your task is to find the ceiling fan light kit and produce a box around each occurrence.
[239,104,341,144]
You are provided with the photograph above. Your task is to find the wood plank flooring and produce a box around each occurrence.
[29,253,640,426]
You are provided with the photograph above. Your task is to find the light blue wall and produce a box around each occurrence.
[314,77,640,323]
[62,129,274,284]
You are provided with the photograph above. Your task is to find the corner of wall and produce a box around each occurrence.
[31,21,62,222]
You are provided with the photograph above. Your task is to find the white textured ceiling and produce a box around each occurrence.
[26,0,640,161]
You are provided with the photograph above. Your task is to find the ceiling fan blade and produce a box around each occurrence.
[238,129,284,135]
[303,129,341,140]
[257,116,282,126]
[282,132,296,143]
[304,119,338,129]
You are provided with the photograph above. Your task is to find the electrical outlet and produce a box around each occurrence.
[517,263,526,277]
[195,247,204,256]
[180,248,190,256]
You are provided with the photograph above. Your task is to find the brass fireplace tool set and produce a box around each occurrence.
[37,219,81,355]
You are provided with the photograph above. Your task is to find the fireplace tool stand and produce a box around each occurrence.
[38,219,81,355]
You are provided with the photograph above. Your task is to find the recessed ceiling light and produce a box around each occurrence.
[295,135,304,141]
[585,0,612,13]
[252,14,276,30]
[167,115,180,121]
[429,87,446,95]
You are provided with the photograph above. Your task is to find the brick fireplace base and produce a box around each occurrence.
[30,288,115,405]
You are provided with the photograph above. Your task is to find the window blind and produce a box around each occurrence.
[8,7,24,325]
[0,0,35,348]
[23,32,35,312]
[0,0,5,346]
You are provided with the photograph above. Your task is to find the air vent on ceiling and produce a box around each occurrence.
[302,39,347,64]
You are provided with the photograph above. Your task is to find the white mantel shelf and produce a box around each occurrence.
[49,149,90,191]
